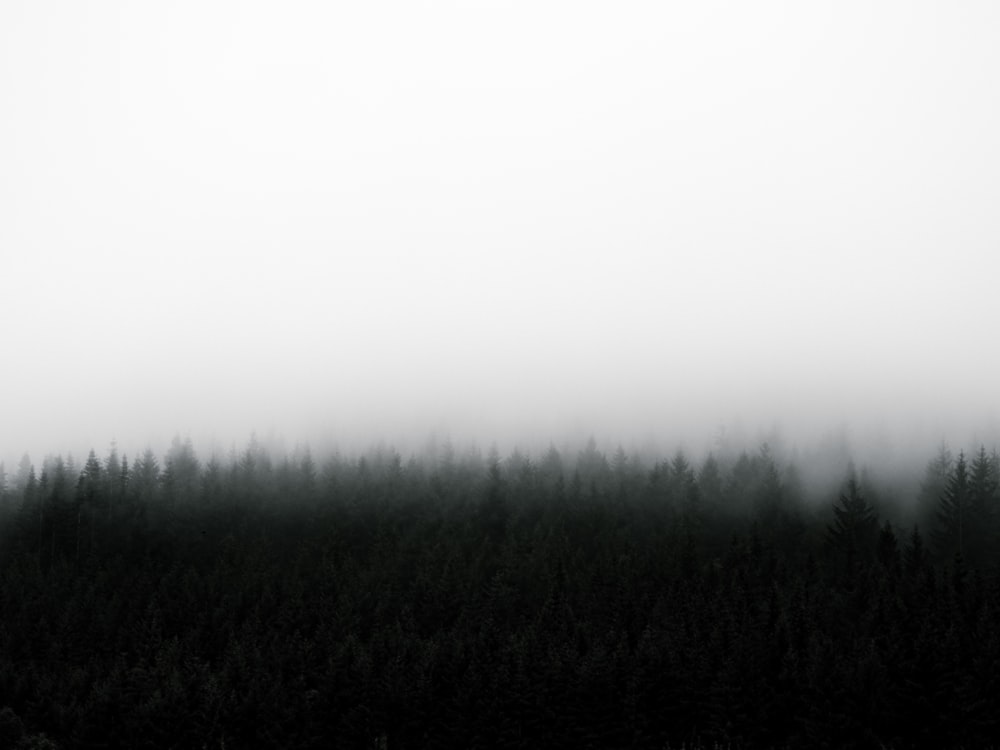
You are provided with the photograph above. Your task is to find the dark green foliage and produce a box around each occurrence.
[0,438,998,749]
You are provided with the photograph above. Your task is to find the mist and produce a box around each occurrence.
[2,2,999,484]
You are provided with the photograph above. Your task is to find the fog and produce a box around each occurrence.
[2,1,999,470]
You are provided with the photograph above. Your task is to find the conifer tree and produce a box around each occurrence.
[118,454,130,507]
[903,525,928,577]
[827,477,878,559]
[967,446,998,565]
[76,449,104,558]
[14,454,32,497]
[670,451,701,530]
[934,452,971,561]
[918,442,953,531]
[697,453,725,527]
[876,521,901,574]
[104,441,121,520]
[131,448,160,510]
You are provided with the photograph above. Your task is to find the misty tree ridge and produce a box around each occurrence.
[1,435,999,749]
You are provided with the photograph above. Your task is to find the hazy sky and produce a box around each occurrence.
[2,1,999,464]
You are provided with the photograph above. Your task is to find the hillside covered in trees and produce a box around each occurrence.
[0,436,999,749]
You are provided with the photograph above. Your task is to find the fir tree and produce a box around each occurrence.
[918,442,953,531]
[827,477,878,560]
[903,525,928,577]
[967,446,999,565]
[876,520,901,575]
[934,452,971,561]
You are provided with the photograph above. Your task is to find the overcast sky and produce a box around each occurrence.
[2,1,999,465]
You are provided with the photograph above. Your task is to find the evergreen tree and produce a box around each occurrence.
[131,448,160,510]
[78,450,103,503]
[670,451,701,531]
[14,454,32,498]
[538,443,566,490]
[42,457,74,564]
[16,464,40,547]
[299,446,317,500]
[481,453,508,545]
[967,446,999,565]
[577,437,610,497]
[726,450,757,516]
[827,476,878,561]
[697,452,725,532]
[118,453,130,508]
[934,452,971,561]
[876,520,901,575]
[918,442,953,532]
[76,450,104,559]
[163,435,201,506]
[611,445,633,501]
[0,461,7,513]
[903,525,929,577]
[104,441,121,520]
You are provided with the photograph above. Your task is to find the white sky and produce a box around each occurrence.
[2,1,999,464]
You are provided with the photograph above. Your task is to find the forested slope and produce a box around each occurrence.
[0,438,998,749]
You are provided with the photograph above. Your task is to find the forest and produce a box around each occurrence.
[0,435,998,749]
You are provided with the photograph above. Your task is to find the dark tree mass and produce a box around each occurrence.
[1,436,999,749]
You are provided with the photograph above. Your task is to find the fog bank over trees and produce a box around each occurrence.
[2,1,998,484]
[4,421,998,517]
[1,429,999,746]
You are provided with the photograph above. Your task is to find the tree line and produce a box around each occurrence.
[0,436,998,748]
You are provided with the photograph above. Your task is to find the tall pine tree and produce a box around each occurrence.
[967,446,999,565]
[934,451,971,561]
[827,476,878,561]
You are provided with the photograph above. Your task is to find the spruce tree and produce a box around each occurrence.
[967,446,999,565]
[934,452,971,561]
[918,443,953,532]
[827,477,878,560]
[904,525,928,578]
[876,520,901,574]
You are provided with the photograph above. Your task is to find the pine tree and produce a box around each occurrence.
[918,443,953,532]
[670,451,701,531]
[827,477,878,560]
[132,448,160,510]
[726,450,757,516]
[697,453,725,528]
[481,453,508,544]
[967,446,998,565]
[876,521,901,575]
[104,441,121,520]
[42,457,74,564]
[79,450,103,501]
[0,461,7,513]
[903,525,928,578]
[119,453,130,509]
[934,452,971,561]
[577,437,610,497]
[164,435,200,506]
[14,454,32,498]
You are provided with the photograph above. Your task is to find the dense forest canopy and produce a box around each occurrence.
[0,434,999,749]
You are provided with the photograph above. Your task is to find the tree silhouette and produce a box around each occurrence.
[967,445,999,565]
[827,476,878,561]
[917,442,953,530]
[934,451,971,560]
